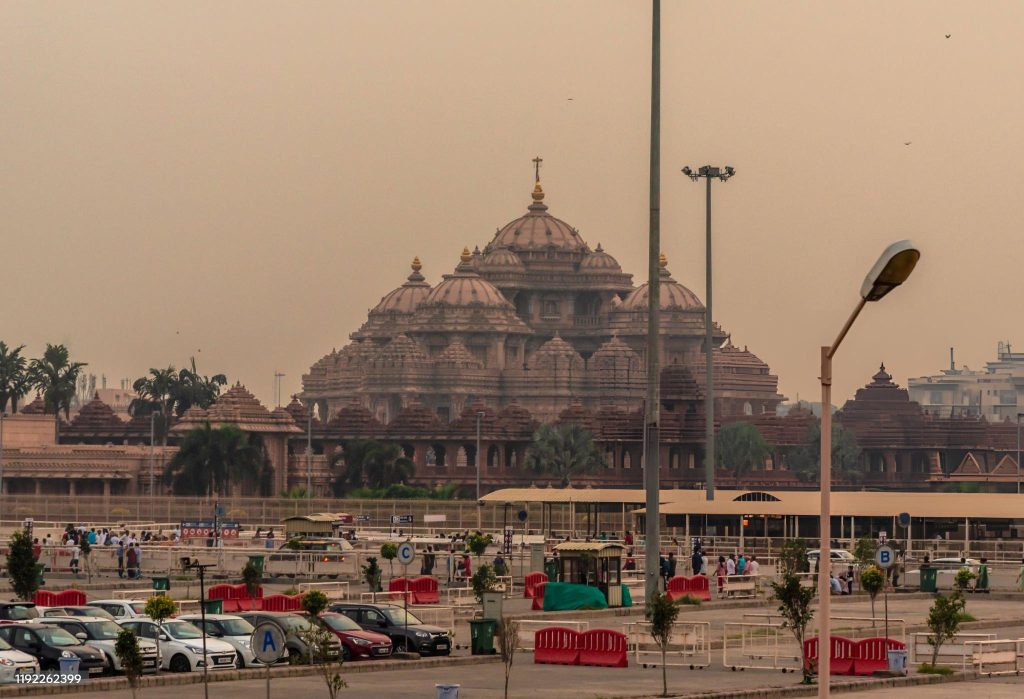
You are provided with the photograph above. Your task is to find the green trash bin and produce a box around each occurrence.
[152,576,170,592]
[202,599,223,614]
[247,555,266,576]
[468,618,496,655]
[920,567,938,593]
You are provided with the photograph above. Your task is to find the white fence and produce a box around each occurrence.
[742,613,906,643]
[722,622,803,672]
[516,620,590,652]
[910,632,996,668]
[624,621,711,669]
[408,606,456,635]
[298,582,350,601]
[967,639,1024,676]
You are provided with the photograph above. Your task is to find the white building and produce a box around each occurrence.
[908,342,1024,421]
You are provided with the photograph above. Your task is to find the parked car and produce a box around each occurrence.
[37,606,117,621]
[0,602,39,622]
[0,636,39,682]
[0,623,105,675]
[237,611,341,663]
[88,600,149,621]
[807,550,857,564]
[120,618,236,673]
[179,614,264,668]
[327,603,450,656]
[45,616,160,674]
[319,612,391,661]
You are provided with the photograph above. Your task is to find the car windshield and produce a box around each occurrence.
[129,603,147,615]
[321,615,361,632]
[278,616,313,633]
[381,608,423,626]
[37,628,79,647]
[0,637,12,651]
[83,621,123,640]
[164,622,204,640]
[3,605,38,621]
[79,607,115,620]
[217,618,255,636]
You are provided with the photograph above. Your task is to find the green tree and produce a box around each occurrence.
[715,421,769,479]
[470,563,498,603]
[302,590,329,618]
[852,536,877,567]
[954,568,977,592]
[380,543,398,579]
[778,538,810,575]
[770,572,816,684]
[144,595,177,673]
[0,342,31,413]
[926,592,966,668]
[164,422,267,496]
[172,358,227,415]
[331,440,413,496]
[241,560,263,598]
[28,344,86,434]
[525,423,603,487]
[497,617,520,699]
[647,592,680,697]
[860,565,885,624]
[466,533,492,562]
[129,366,179,445]
[785,422,862,484]
[299,624,347,694]
[6,529,39,601]
[115,629,144,699]
[361,556,382,598]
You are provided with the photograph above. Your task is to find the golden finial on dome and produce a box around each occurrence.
[659,252,668,268]
[532,181,545,202]
[460,247,472,263]
[411,256,422,272]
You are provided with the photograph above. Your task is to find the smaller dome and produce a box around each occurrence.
[480,247,525,271]
[580,243,621,272]
[621,254,703,311]
[372,258,432,314]
[421,251,513,309]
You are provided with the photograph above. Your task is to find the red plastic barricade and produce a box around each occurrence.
[803,636,858,676]
[410,576,440,605]
[854,637,905,676]
[55,589,87,606]
[534,627,581,665]
[578,629,628,668]
[666,575,711,602]
[260,594,302,612]
[387,578,412,602]
[209,583,262,612]
[524,572,548,599]
[33,591,58,606]
[684,575,711,601]
[531,582,547,611]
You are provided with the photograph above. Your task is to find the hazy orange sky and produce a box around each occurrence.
[4,1,1023,408]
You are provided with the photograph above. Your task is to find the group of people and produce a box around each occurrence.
[29,524,160,578]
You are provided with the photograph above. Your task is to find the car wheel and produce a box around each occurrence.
[104,653,118,675]
[169,654,192,673]
[394,638,409,653]
[236,651,246,669]
[341,646,352,662]
[286,646,304,664]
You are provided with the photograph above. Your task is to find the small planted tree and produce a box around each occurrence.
[778,538,810,575]
[6,529,38,601]
[241,559,263,598]
[115,628,144,699]
[954,568,977,592]
[852,536,877,568]
[771,572,816,684]
[144,595,178,674]
[302,589,329,618]
[497,617,519,699]
[647,592,680,697]
[361,556,382,600]
[466,533,492,563]
[471,563,498,603]
[926,592,966,669]
[380,543,398,579]
[300,623,347,696]
[860,565,885,625]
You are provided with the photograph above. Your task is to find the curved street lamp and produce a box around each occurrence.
[818,240,920,698]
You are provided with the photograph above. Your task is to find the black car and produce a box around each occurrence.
[328,604,450,656]
[0,601,39,621]
[237,612,341,663]
[0,623,106,674]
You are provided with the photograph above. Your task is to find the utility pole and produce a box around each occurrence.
[189,561,216,699]
[476,411,484,530]
[681,165,735,500]
[0,413,5,520]
[643,0,662,604]
[307,405,313,503]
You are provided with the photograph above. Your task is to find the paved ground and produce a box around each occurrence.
[867,676,1024,698]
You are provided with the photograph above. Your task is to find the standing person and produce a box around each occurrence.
[116,541,125,578]
[125,543,138,580]
[32,538,41,561]
[666,552,677,581]
[737,553,747,576]
[726,554,737,577]
[68,540,80,577]
[493,552,508,577]
[461,553,472,580]
[265,529,275,550]
[691,546,703,576]
[421,546,433,576]
[976,558,988,591]
[133,543,142,579]
[715,556,727,594]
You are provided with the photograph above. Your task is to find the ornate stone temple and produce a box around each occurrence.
[301,170,784,425]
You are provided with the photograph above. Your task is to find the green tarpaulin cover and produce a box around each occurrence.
[542,582,633,611]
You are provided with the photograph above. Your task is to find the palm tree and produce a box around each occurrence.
[715,422,770,480]
[28,345,86,437]
[0,342,30,413]
[525,423,603,487]
[164,422,265,496]
[129,367,178,445]
[172,358,227,415]
[330,440,413,496]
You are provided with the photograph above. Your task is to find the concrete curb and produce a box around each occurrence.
[0,654,501,696]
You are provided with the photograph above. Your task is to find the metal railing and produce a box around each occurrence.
[624,620,711,668]
[722,622,802,672]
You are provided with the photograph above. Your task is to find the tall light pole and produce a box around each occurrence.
[817,240,920,698]
[307,405,313,504]
[642,0,663,606]
[1016,413,1022,495]
[682,165,735,500]
[475,411,484,530]
[0,412,5,510]
[149,412,155,498]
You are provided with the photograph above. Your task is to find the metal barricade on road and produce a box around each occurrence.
[624,621,711,669]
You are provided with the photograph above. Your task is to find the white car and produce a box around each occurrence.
[0,637,39,683]
[88,600,149,621]
[179,614,262,668]
[121,618,236,673]
[44,617,161,674]
[807,549,857,563]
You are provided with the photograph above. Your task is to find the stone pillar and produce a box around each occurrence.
[34,480,41,496]
[884,453,898,480]
[103,480,111,497]
[68,480,76,496]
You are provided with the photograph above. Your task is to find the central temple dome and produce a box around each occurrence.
[488,180,588,253]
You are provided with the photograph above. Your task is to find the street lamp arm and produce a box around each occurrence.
[827,298,867,359]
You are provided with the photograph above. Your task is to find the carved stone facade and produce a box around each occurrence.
[301,176,783,424]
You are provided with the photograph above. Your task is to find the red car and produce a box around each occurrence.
[319,613,392,660]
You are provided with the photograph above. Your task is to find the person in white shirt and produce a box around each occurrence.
[830,573,843,595]
[747,556,760,576]
[726,554,737,576]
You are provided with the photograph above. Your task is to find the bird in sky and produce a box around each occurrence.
[945,34,951,39]
[567,97,574,101]
[904,141,912,146]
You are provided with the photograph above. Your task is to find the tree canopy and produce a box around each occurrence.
[331,439,414,496]
[525,423,604,487]
[716,421,770,479]
[0,342,31,414]
[785,422,862,484]
[28,343,86,420]
[129,358,227,444]
[163,422,268,496]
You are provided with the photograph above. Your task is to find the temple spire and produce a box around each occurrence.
[532,155,543,182]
